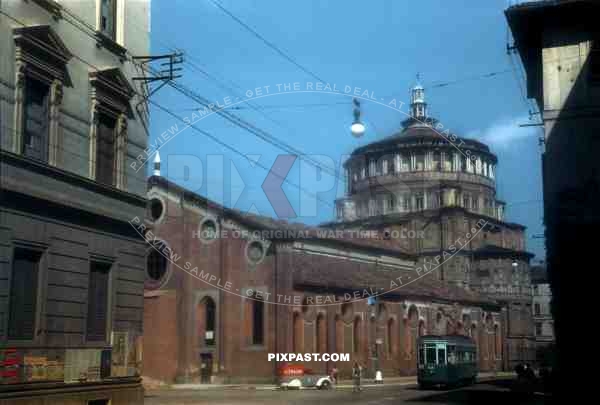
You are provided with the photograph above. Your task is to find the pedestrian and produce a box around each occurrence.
[352,361,362,392]
[330,365,338,386]
[375,369,383,384]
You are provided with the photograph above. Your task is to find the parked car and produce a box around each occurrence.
[280,374,332,390]
[277,364,332,390]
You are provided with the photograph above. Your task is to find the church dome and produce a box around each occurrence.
[336,83,503,223]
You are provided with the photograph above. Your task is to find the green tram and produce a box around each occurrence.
[417,335,477,389]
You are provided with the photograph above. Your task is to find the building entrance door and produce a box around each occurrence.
[200,353,213,383]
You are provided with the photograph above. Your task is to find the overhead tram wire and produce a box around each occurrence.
[181,59,345,180]
[9,1,347,185]
[0,8,337,212]
[181,101,352,111]
[146,64,345,182]
[207,0,327,84]
[2,4,546,220]
[429,69,512,89]
[72,7,347,184]
[148,99,335,210]
[28,3,533,197]
[93,9,525,180]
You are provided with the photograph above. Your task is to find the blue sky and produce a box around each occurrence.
[149,0,545,261]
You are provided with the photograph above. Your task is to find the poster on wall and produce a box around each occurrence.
[1,349,65,384]
[111,331,142,377]
[0,349,22,384]
[64,349,102,382]
[23,355,48,381]
[111,331,128,377]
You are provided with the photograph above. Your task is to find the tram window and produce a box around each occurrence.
[447,346,456,364]
[426,347,437,364]
[437,347,446,365]
[419,347,425,365]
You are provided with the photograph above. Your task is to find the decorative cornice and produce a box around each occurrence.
[0,149,146,209]
[95,31,127,62]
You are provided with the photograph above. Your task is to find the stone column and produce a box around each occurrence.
[453,153,460,172]
[88,101,100,180]
[115,112,128,190]
[12,61,26,154]
[48,79,63,167]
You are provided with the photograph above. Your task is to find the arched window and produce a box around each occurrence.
[403,318,411,359]
[293,312,303,353]
[301,297,310,315]
[406,305,419,359]
[493,324,499,360]
[253,297,264,345]
[198,297,216,346]
[418,320,426,337]
[462,314,471,336]
[387,318,396,356]
[436,312,443,334]
[335,315,344,353]
[316,313,327,354]
[353,316,361,353]
[341,302,352,318]
[244,291,264,345]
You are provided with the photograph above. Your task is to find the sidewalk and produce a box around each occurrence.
[159,371,515,391]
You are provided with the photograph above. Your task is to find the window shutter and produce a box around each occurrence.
[95,115,116,186]
[23,79,50,162]
[8,250,40,340]
[87,262,110,341]
[243,300,252,344]
[253,299,264,345]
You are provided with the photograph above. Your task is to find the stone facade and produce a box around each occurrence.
[531,265,554,350]
[0,1,149,404]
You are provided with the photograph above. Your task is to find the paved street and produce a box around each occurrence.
[145,380,551,404]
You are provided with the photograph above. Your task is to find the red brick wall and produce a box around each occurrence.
[143,183,510,384]
[143,292,178,382]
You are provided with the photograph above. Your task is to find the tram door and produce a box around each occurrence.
[200,353,213,383]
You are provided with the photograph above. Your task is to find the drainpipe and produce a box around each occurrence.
[273,242,278,383]
[218,216,225,381]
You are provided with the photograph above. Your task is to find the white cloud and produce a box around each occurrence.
[467,116,538,149]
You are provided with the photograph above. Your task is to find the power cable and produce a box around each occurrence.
[207,0,327,84]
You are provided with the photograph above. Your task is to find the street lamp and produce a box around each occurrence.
[351,98,365,137]
[367,295,382,378]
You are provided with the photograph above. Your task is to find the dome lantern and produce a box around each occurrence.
[410,74,427,120]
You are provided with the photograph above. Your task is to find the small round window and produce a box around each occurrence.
[200,219,217,240]
[246,241,265,265]
[146,242,170,288]
[148,198,164,222]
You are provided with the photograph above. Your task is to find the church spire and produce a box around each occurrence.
[410,74,427,120]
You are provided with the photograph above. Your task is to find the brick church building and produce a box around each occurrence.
[141,84,535,384]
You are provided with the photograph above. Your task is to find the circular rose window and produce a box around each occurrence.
[148,198,164,223]
[145,241,171,289]
[246,240,265,265]
[198,218,218,243]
